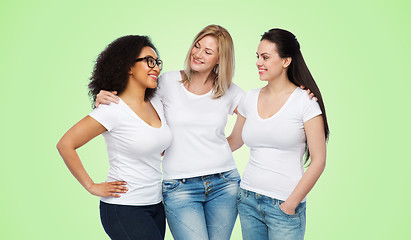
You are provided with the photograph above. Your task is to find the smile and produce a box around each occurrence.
[192,57,204,64]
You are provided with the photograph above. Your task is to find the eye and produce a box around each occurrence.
[263,56,268,60]
[194,43,200,48]
[205,51,212,55]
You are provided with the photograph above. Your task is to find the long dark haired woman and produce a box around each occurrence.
[235,28,328,240]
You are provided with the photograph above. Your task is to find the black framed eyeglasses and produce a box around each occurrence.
[135,56,163,70]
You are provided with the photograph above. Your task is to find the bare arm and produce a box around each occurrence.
[56,116,127,197]
[227,107,246,152]
[280,115,326,214]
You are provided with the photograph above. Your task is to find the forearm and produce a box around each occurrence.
[227,135,244,152]
[227,112,246,152]
[285,159,326,208]
[57,141,94,192]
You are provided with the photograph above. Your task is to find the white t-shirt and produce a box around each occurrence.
[237,87,322,202]
[157,71,244,179]
[89,96,172,206]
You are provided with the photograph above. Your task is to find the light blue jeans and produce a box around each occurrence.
[162,169,240,240]
[237,188,306,240]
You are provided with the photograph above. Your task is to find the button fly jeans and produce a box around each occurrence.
[238,188,306,240]
[162,169,240,240]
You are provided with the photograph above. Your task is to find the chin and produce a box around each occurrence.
[147,82,157,89]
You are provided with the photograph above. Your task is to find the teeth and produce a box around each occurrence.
[193,58,202,64]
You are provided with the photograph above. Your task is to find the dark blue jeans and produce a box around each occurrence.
[100,201,165,240]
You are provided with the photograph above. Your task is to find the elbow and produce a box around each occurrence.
[56,137,73,154]
[56,138,66,154]
[310,156,326,173]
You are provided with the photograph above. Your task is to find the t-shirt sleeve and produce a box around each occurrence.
[237,91,248,118]
[228,83,245,115]
[302,96,322,122]
[89,104,120,131]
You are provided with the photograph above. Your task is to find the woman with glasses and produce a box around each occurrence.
[57,35,171,240]
[96,25,244,240]
[235,28,329,240]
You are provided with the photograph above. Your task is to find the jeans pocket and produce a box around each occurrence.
[162,179,182,195]
[220,169,241,183]
[276,200,301,218]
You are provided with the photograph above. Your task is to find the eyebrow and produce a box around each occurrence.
[143,54,158,59]
[196,42,215,53]
[205,48,215,53]
[256,52,271,56]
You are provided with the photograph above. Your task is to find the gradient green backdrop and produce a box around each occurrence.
[1,0,410,239]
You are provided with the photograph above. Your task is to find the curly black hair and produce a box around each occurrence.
[88,35,158,107]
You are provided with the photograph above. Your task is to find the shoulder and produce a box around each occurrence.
[226,82,245,97]
[91,101,122,115]
[294,87,318,105]
[244,88,261,98]
[240,88,260,105]
[150,94,162,107]
[159,71,182,82]
[158,71,182,92]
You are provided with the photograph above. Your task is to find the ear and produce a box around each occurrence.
[128,69,133,75]
[283,57,292,68]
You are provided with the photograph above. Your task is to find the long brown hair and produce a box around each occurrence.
[261,28,329,163]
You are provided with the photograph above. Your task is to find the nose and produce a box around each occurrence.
[153,64,160,72]
[193,48,202,59]
[256,57,263,67]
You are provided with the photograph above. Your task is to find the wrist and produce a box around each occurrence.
[284,199,299,209]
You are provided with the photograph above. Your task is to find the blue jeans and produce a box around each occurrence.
[162,169,240,240]
[99,201,165,240]
[237,188,306,240]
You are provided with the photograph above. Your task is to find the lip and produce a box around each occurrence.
[148,73,158,80]
[258,68,267,75]
[192,57,203,64]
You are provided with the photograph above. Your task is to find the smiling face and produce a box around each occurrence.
[190,35,219,74]
[256,39,291,82]
[129,46,160,89]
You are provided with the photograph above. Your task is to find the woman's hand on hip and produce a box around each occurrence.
[87,181,128,198]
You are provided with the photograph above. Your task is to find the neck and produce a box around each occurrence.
[191,70,214,85]
[264,73,296,94]
[118,80,147,105]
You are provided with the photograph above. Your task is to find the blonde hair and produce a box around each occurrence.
[183,25,234,98]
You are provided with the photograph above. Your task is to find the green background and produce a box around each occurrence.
[1,0,410,239]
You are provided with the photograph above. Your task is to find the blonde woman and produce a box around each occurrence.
[96,25,243,240]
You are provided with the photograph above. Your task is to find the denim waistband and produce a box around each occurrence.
[168,169,237,183]
[240,188,291,204]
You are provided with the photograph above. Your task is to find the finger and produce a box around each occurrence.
[111,91,118,95]
[116,186,128,193]
[111,193,121,198]
[111,181,127,185]
[315,97,318,102]
[95,102,100,108]
[106,95,119,104]
[307,89,311,94]
[99,99,113,105]
[300,85,306,89]
[309,93,314,99]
